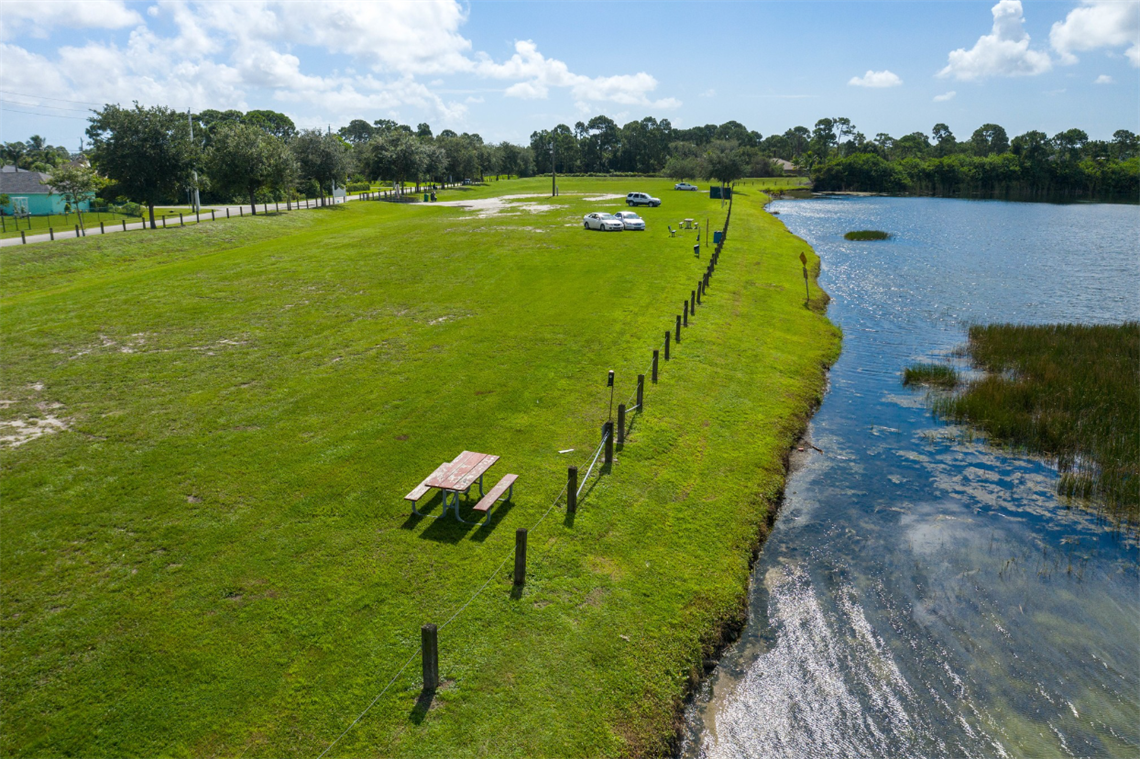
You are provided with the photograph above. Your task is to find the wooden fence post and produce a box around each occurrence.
[652,350,659,383]
[421,624,438,691]
[100,222,105,234]
[567,466,578,513]
[75,225,80,238]
[691,290,696,314]
[617,404,626,444]
[696,283,702,304]
[513,529,528,586]
[226,208,230,218]
[637,374,644,410]
[179,213,184,226]
[212,210,216,221]
[675,315,682,343]
[664,331,670,361]
[21,231,26,244]
[122,220,127,231]
[49,228,54,241]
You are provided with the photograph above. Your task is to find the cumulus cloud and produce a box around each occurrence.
[848,70,902,87]
[933,91,957,101]
[1050,1,1140,67]
[477,40,681,109]
[0,0,142,40]
[1094,74,1114,84]
[939,0,1052,80]
[0,1,680,132]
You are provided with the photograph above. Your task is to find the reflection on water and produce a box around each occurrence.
[682,197,1140,759]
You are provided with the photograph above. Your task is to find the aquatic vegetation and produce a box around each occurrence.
[844,230,890,240]
[903,363,959,388]
[934,323,1139,530]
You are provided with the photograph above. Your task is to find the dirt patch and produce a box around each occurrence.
[0,416,70,448]
[427,194,567,219]
[581,194,625,201]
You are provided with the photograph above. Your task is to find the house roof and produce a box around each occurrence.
[774,158,798,171]
[0,166,55,195]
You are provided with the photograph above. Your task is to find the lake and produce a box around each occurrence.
[681,196,1140,759]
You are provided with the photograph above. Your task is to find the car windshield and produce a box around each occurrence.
[623,213,641,220]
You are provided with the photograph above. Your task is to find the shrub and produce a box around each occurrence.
[346,182,370,193]
[844,230,890,240]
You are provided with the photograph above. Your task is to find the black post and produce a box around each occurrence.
[240,207,244,216]
[664,331,670,360]
[226,208,230,218]
[652,350,659,383]
[122,219,128,231]
[421,624,438,691]
[179,213,184,226]
[21,231,26,244]
[603,422,613,465]
[49,228,54,241]
[75,224,80,237]
[683,300,688,327]
[100,221,105,234]
[567,466,578,513]
[675,315,682,343]
[513,528,528,586]
[617,404,626,444]
[691,290,696,314]
[637,374,644,410]
[196,210,200,222]
[212,210,216,220]
[696,283,702,304]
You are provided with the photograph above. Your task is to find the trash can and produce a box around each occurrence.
[713,231,723,244]
[423,192,430,202]
[710,186,722,199]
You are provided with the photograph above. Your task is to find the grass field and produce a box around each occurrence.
[1,177,839,757]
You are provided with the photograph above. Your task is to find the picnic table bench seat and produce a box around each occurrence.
[406,462,450,505]
[472,473,518,523]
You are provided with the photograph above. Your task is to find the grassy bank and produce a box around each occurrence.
[1,177,838,757]
[932,323,1138,529]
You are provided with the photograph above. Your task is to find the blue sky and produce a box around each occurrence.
[1,0,1137,150]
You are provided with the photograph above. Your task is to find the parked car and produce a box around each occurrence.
[626,192,661,207]
[674,182,698,191]
[583,212,624,231]
[613,211,646,231]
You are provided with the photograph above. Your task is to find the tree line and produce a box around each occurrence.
[10,104,1134,228]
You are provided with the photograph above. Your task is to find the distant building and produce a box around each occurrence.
[0,165,93,216]
[773,159,802,176]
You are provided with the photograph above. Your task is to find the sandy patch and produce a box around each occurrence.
[580,194,625,201]
[0,416,69,448]
[428,194,568,219]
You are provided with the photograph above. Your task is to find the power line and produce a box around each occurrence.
[2,99,93,114]
[0,106,90,121]
[0,89,107,107]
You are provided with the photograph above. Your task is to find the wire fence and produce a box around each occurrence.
[313,195,735,757]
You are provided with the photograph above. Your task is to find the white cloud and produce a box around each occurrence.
[0,1,142,40]
[933,91,957,101]
[477,40,680,109]
[939,0,1052,80]
[1050,1,1140,67]
[848,69,902,87]
[1094,74,1114,84]
[0,2,680,132]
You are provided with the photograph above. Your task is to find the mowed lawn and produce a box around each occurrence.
[1,178,839,758]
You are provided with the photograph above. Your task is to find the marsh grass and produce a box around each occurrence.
[844,230,890,241]
[933,323,1139,529]
[903,363,959,388]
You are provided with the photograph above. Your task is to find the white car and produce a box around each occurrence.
[626,192,661,207]
[674,182,698,191]
[613,211,646,231]
[584,212,624,231]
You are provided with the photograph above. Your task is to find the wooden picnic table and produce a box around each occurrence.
[406,451,516,525]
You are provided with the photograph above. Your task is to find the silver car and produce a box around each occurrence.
[613,211,646,231]
[584,212,624,231]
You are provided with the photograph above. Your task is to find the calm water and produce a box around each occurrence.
[681,197,1140,759]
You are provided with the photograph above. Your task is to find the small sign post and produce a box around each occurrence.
[799,251,810,306]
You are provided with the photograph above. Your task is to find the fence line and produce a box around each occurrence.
[314,191,735,758]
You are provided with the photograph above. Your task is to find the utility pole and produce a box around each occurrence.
[550,139,556,197]
[187,109,200,213]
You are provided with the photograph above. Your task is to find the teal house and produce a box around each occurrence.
[0,165,93,216]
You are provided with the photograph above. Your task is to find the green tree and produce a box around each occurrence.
[205,123,282,215]
[338,119,376,145]
[969,124,1010,156]
[86,103,200,229]
[701,140,746,191]
[367,130,425,196]
[243,110,297,139]
[292,129,350,204]
[46,163,102,230]
[932,123,957,157]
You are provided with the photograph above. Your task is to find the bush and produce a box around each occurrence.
[844,230,890,240]
[346,182,370,193]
